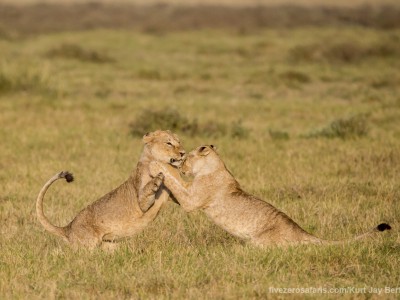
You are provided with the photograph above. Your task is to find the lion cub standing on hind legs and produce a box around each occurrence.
[36,130,185,250]
[150,145,391,247]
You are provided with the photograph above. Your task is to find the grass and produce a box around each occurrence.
[0,4,400,298]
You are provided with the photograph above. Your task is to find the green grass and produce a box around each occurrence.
[0,23,399,299]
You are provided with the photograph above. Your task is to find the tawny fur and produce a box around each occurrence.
[150,145,391,247]
[36,130,186,250]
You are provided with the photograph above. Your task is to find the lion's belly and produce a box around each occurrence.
[102,218,150,241]
[204,206,254,240]
[203,195,272,240]
[101,190,168,241]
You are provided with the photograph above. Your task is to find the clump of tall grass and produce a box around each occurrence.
[269,129,290,141]
[0,63,54,95]
[45,43,115,64]
[304,115,368,139]
[231,120,250,139]
[278,70,311,89]
[129,108,250,139]
[0,26,17,40]
[136,69,162,80]
[279,70,311,84]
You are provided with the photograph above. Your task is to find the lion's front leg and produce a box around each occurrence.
[149,162,201,212]
[138,172,165,213]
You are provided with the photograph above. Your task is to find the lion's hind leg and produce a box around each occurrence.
[66,225,103,251]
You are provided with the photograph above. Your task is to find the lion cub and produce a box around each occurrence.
[36,130,185,249]
[150,145,391,247]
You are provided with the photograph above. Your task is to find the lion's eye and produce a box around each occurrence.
[166,142,173,147]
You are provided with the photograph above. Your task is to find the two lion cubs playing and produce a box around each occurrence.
[37,130,391,249]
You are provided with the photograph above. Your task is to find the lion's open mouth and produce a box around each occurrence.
[170,158,183,167]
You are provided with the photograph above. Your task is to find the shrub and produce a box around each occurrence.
[198,121,228,138]
[231,120,250,139]
[0,64,53,95]
[129,108,250,139]
[0,73,12,94]
[129,109,193,137]
[0,26,16,40]
[289,40,400,64]
[45,43,115,63]
[279,70,311,84]
[136,69,162,80]
[269,129,290,140]
[305,115,368,139]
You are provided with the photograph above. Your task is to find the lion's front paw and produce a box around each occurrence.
[149,161,163,178]
[152,172,164,192]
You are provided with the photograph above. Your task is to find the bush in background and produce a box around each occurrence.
[46,43,115,64]
[304,114,369,139]
[129,108,250,139]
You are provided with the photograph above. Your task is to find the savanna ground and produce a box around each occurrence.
[1,1,400,299]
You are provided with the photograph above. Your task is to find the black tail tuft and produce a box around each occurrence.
[60,171,74,183]
[377,223,391,232]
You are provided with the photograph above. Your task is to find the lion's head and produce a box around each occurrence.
[142,130,186,167]
[181,145,220,176]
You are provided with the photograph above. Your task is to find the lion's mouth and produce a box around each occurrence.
[170,158,183,167]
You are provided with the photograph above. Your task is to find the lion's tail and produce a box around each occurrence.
[36,171,74,240]
[319,223,391,245]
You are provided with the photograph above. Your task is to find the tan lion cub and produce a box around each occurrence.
[150,145,391,247]
[36,130,185,250]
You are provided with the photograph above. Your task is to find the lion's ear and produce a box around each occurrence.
[198,145,211,156]
[142,132,154,144]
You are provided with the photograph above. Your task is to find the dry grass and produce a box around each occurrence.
[0,6,399,298]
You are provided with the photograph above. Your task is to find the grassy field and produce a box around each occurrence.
[1,3,400,299]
